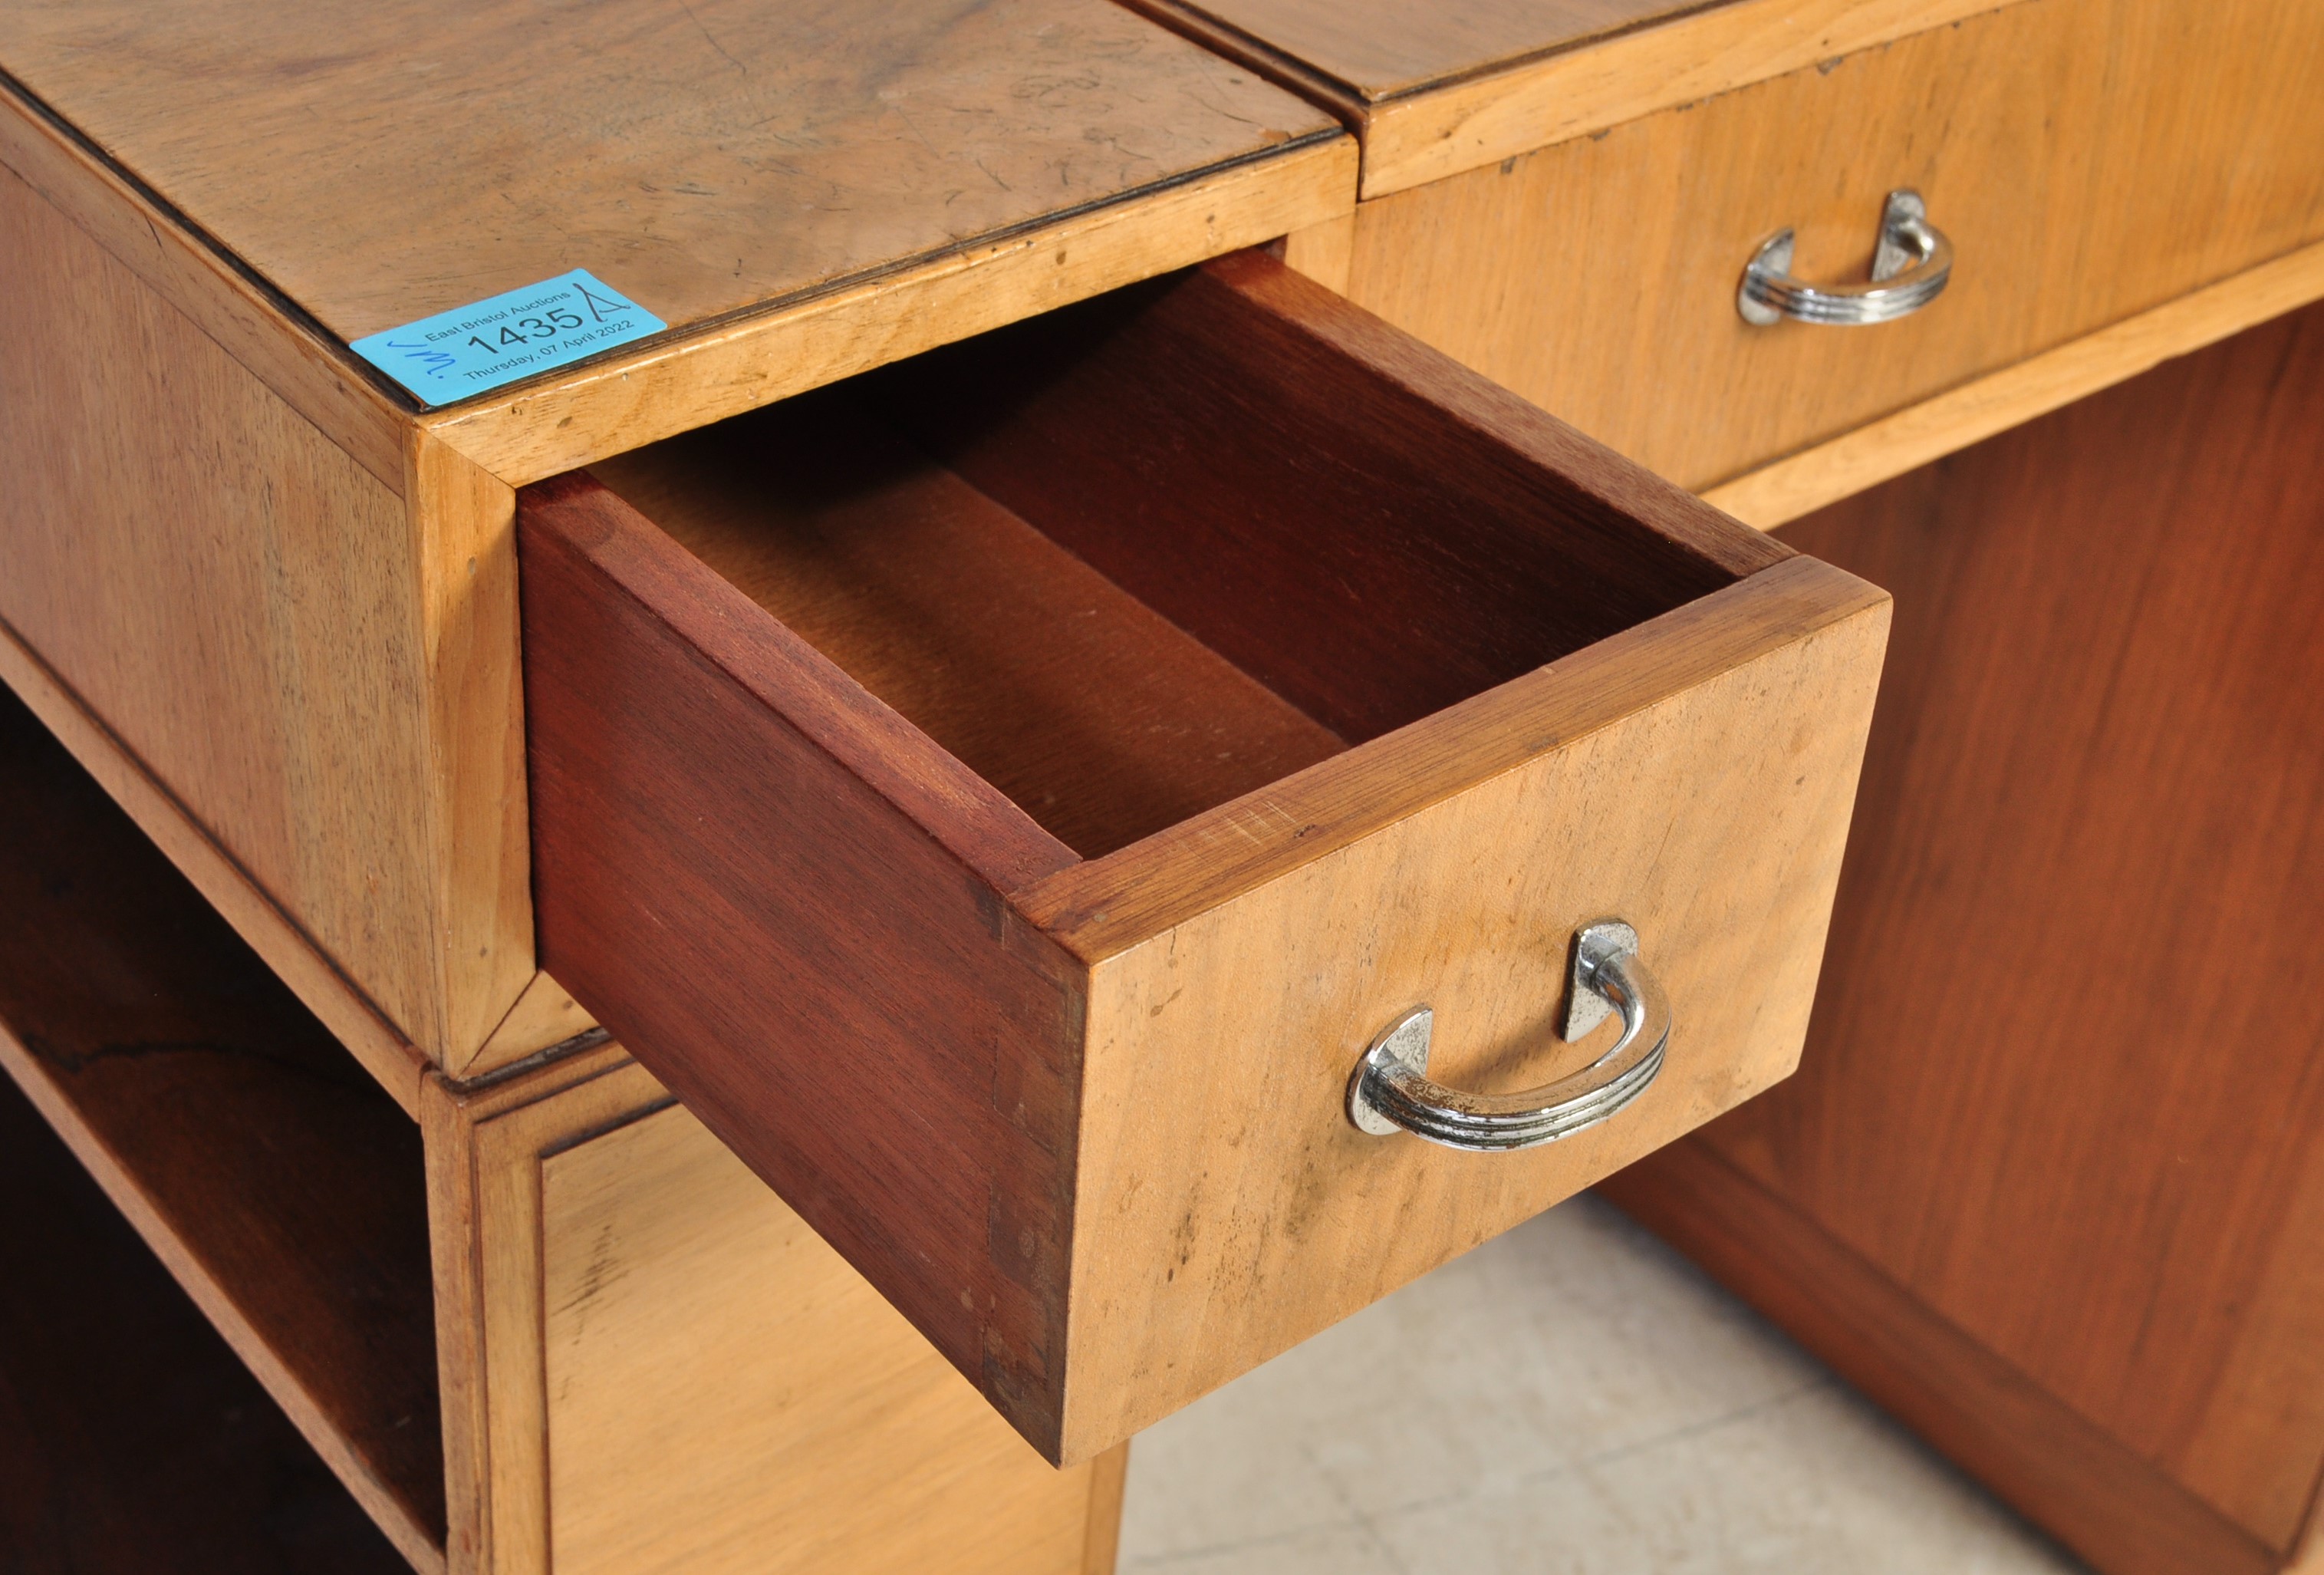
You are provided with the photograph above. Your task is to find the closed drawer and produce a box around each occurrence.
[516,250,1890,1465]
[1331,0,2324,490]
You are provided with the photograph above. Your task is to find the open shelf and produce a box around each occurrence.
[0,684,443,1570]
[0,1068,410,1573]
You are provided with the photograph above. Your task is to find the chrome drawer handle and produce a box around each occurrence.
[1737,189,1952,327]
[1347,920,1670,1152]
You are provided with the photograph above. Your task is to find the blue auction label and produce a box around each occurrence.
[348,270,667,406]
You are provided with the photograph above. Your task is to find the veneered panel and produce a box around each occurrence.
[0,0,1335,344]
[1672,298,2324,1559]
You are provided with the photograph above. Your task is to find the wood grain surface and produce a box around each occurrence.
[525,251,1885,1460]
[1036,556,1888,1455]
[0,162,458,1050]
[592,393,1345,858]
[884,252,1780,742]
[424,1050,1123,1575]
[1131,0,2023,195]
[420,137,1356,483]
[423,1043,640,1575]
[405,434,537,1073]
[1129,0,1702,102]
[519,473,1089,1456]
[1083,1445,1131,1575]
[0,1073,410,1575]
[1334,0,2324,489]
[466,970,599,1075]
[1620,300,2324,1573]
[0,0,1335,346]
[0,81,408,489]
[542,1100,1117,1575]
[0,156,546,1073]
[0,685,444,1569]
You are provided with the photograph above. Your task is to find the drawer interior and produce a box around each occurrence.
[590,254,1770,858]
[0,686,442,1567]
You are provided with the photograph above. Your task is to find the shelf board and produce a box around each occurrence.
[0,1069,411,1572]
[0,684,445,1570]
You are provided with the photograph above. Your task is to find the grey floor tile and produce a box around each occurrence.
[1118,1521,1407,1575]
[1569,1383,2085,1575]
[1120,1195,2082,1574]
[1115,1401,1354,1561]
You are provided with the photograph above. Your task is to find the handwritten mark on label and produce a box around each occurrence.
[349,270,667,407]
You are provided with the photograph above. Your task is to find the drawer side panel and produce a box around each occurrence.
[0,161,464,1059]
[519,478,1088,1458]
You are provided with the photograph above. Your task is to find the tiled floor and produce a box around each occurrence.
[1118,1194,2085,1574]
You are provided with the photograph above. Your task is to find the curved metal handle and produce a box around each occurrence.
[1347,920,1670,1152]
[1737,190,1952,327]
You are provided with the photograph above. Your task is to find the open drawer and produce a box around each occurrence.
[517,250,1890,1465]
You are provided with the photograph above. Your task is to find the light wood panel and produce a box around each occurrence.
[1702,238,2324,527]
[0,684,443,1572]
[1134,0,2026,196]
[1038,558,1887,1455]
[0,1073,410,1575]
[1334,0,2324,491]
[0,162,468,1060]
[406,434,537,1073]
[424,1050,1122,1575]
[468,972,599,1076]
[0,0,1335,347]
[424,1046,640,1575]
[1083,1446,1131,1575]
[542,1103,1114,1575]
[1620,300,2324,1574]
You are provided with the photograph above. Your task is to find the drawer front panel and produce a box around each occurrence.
[1334,0,2324,490]
[522,252,1888,1463]
[1051,561,1887,1452]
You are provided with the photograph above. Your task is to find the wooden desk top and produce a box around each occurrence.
[1134,0,2027,198]
[0,0,1336,352]
[1151,0,1703,103]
